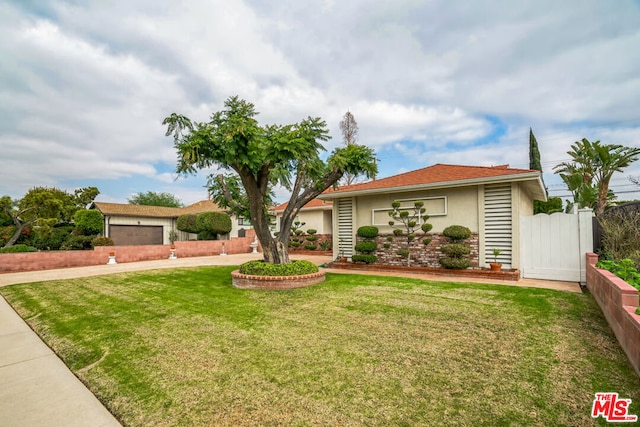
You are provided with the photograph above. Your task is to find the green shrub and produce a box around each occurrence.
[439,257,471,269]
[421,223,433,233]
[440,243,471,257]
[357,226,379,238]
[91,236,114,247]
[177,214,198,234]
[0,244,37,253]
[31,225,75,250]
[304,243,317,250]
[386,236,393,242]
[383,243,391,249]
[305,235,318,242]
[290,241,301,248]
[61,235,94,250]
[74,210,103,235]
[196,212,232,235]
[393,229,403,236]
[596,258,640,289]
[442,225,471,240]
[239,260,318,276]
[352,254,377,264]
[319,240,331,251]
[354,241,377,253]
[422,237,432,245]
[294,229,304,236]
[197,230,218,241]
[306,229,317,235]
[397,248,409,258]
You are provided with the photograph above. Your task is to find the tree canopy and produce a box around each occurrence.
[554,138,640,215]
[128,191,183,207]
[164,96,377,264]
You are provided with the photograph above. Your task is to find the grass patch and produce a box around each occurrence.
[2,268,639,426]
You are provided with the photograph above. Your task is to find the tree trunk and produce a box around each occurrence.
[3,225,24,248]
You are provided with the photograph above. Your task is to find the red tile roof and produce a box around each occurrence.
[272,199,333,212]
[322,163,540,196]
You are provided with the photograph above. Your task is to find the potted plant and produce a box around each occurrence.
[490,248,503,271]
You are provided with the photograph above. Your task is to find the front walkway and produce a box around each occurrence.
[0,254,580,426]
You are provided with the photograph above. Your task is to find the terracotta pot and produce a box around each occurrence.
[490,263,502,272]
[339,257,348,263]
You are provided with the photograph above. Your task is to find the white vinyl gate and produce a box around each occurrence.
[520,209,593,283]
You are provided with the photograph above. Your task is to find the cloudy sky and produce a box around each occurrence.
[1,0,640,206]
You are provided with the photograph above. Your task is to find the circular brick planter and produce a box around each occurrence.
[231,269,326,290]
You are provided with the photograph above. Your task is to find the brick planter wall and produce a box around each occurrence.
[0,231,259,274]
[586,253,640,377]
[357,232,479,268]
[231,270,326,290]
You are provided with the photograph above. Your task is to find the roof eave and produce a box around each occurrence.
[318,172,544,199]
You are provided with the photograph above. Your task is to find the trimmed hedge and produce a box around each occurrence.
[357,226,379,239]
[196,212,232,236]
[443,225,471,240]
[352,254,377,264]
[0,244,37,253]
[177,214,198,234]
[354,241,377,253]
[440,243,471,257]
[91,236,114,247]
[439,257,472,269]
[239,260,319,276]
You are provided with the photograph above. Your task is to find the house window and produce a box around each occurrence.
[371,196,447,226]
[238,216,252,226]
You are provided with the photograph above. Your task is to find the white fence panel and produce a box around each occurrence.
[521,212,581,282]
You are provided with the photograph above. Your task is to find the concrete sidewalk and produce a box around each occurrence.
[0,253,579,426]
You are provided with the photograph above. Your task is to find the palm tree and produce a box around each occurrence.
[554,138,640,215]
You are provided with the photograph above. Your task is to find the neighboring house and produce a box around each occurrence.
[271,199,333,235]
[318,163,546,269]
[91,200,252,245]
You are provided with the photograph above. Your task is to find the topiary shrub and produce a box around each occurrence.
[0,244,37,253]
[177,214,198,234]
[354,241,377,253]
[74,210,103,235]
[357,226,379,239]
[393,229,403,236]
[306,229,317,235]
[290,241,301,248]
[305,235,318,242]
[304,243,317,250]
[196,212,232,237]
[239,260,318,276]
[397,248,410,258]
[439,225,472,269]
[352,254,377,264]
[439,257,472,269]
[442,225,471,240]
[440,243,471,257]
[91,236,114,247]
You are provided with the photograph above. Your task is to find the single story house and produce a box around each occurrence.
[92,200,253,245]
[271,199,333,235]
[318,163,546,269]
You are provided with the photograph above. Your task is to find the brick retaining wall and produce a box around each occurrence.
[231,269,326,290]
[0,231,259,274]
[586,253,640,377]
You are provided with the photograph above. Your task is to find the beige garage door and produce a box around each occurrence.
[109,225,163,246]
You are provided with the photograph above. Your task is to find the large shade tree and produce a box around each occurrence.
[164,96,377,264]
[554,138,640,215]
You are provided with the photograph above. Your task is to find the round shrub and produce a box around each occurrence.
[197,230,217,241]
[357,226,379,239]
[196,212,232,235]
[393,229,404,236]
[74,210,103,235]
[440,243,471,257]
[91,236,114,247]
[294,229,304,236]
[439,257,471,269]
[397,248,410,258]
[422,237,432,246]
[442,225,471,240]
[352,254,377,264]
[306,229,317,235]
[0,244,37,253]
[383,243,391,249]
[239,260,319,276]
[421,223,433,233]
[290,241,301,248]
[386,236,394,242]
[305,235,318,242]
[177,214,198,234]
[304,243,317,250]
[354,241,377,253]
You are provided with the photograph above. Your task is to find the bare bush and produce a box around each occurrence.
[598,208,640,266]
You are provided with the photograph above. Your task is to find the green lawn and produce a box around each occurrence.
[2,267,639,426]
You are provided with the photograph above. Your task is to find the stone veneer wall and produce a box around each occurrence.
[357,232,479,268]
[586,253,640,378]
